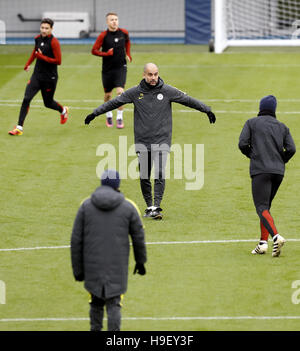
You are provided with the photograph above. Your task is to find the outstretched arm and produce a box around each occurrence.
[168,86,216,123]
[85,89,134,125]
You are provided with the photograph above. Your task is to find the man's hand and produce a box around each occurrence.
[107,48,114,56]
[207,111,216,124]
[35,49,43,59]
[134,263,146,275]
[126,55,132,63]
[85,113,96,125]
[24,65,30,72]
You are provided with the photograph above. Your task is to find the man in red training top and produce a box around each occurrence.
[91,13,131,129]
[8,18,69,136]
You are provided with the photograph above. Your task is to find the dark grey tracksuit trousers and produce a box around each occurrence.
[137,150,169,208]
[89,294,122,331]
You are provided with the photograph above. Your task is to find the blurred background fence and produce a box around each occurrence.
[0,0,211,44]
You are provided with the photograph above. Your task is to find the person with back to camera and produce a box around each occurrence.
[71,169,146,331]
[239,95,296,257]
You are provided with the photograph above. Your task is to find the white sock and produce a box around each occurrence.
[17,125,23,131]
[117,110,123,120]
[106,111,113,118]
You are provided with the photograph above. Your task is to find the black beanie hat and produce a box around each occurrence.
[101,169,121,189]
[259,95,277,114]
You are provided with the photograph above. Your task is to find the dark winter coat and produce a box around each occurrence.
[71,185,146,299]
[238,114,296,176]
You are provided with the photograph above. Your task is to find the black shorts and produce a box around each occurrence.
[102,66,127,93]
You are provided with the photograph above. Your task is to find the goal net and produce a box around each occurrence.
[214,0,300,53]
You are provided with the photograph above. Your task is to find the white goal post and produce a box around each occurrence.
[214,0,300,53]
[0,20,6,44]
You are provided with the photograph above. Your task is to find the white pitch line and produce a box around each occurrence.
[0,99,105,103]
[0,317,89,322]
[0,103,299,115]
[0,103,93,111]
[0,245,70,252]
[125,316,300,320]
[1,316,300,323]
[3,98,300,103]
[1,238,300,253]
[3,63,300,68]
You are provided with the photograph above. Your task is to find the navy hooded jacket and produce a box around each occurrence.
[238,95,296,176]
[71,185,146,299]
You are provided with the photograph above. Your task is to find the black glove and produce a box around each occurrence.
[134,263,146,275]
[207,111,216,124]
[75,273,84,282]
[85,113,96,125]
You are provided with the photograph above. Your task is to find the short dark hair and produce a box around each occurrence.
[106,12,118,18]
[41,18,54,28]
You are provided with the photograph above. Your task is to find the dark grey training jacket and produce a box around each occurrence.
[238,114,296,176]
[93,78,211,150]
[71,185,147,299]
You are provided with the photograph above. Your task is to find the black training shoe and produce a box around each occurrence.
[143,207,153,218]
[151,207,163,220]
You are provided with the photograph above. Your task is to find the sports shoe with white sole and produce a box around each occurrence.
[151,207,163,220]
[143,207,153,218]
[8,126,23,136]
[272,234,286,257]
[251,241,268,255]
[60,106,69,124]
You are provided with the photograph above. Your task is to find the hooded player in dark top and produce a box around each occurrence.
[71,169,146,331]
[8,18,69,136]
[84,63,216,220]
[239,95,296,257]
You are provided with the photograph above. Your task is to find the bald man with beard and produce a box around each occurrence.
[85,63,216,219]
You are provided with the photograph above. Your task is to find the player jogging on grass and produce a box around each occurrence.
[91,12,131,129]
[8,18,69,136]
[84,63,216,220]
[239,95,296,257]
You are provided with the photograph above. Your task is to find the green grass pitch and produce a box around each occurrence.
[0,44,300,331]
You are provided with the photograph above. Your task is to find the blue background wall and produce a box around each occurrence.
[185,0,211,44]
